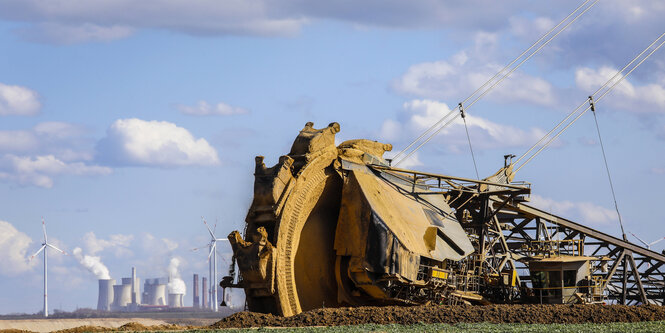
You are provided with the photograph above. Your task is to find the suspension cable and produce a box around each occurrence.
[515,31,665,165]
[589,96,627,240]
[514,33,665,173]
[393,0,599,166]
[460,103,480,179]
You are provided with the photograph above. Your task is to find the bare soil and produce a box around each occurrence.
[211,304,665,328]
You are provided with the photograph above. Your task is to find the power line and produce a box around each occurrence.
[393,0,599,167]
[515,31,665,166]
[514,32,665,173]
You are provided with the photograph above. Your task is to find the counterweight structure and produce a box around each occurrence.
[225,122,665,316]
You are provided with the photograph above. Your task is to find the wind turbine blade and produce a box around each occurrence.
[30,245,46,260]
[650,237,665,246]
[630,232,649,247]
[202,217,215,239]
[42,217,47,242]
[191,244,209,252]
[46,243,66,255]
[216,238,228,242]
[216,249,229,265]
[207,243,216,261]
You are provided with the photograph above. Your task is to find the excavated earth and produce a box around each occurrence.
[4,304,665,332]
[211,304,665,328]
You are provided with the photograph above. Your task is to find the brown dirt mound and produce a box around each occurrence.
[211,304,665,328]
[0,330,36,333]
[51,325,108,333]
[50,322,190,333]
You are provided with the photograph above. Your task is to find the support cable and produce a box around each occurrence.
[515,31,665,166]
[589,96,627,241]
[460,103,480,179]
[514,33,665,173]
[393,0,599,166]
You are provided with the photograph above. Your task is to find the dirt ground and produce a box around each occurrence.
[212,304,665,328]
[4,304,665,331]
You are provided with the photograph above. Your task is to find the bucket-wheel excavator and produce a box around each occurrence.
[224,122,665,316]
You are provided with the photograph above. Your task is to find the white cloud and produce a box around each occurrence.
[392,50,555,107]
[96,118,220,167]
[0,220,36,276]
[380,99,547,153]
[509,16,555,42]
[82,232,134,257]
[177,101,249,116]
[0,154,112,188]
[0,122,94,161]
[529,194,617,225]
[575,66,665,112]
[388,151,423,169]
[17,23,133,44]
[0,130,39,152]
[0,83,41,116]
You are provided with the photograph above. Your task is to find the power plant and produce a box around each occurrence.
[94,267,213,312]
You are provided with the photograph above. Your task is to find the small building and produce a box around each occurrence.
[522,239,607,304]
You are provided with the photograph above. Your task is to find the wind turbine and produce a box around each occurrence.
[630,232,665,251]
[29,218,66,318]
[193,217,228,312]
[630,232,665,269]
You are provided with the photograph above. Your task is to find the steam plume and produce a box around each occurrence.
[72,247,110,279]
[167,257,186,294]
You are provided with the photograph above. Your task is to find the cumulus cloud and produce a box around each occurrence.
[0,154,112,188]
[529,194,617,225]
[0,122,93,160]
[380,99,548,153]
[96,118,220,167]
[0,83,41,116]
[177,101,248,116]
[392,49,556,107]
[575,66,665,112]
[0,220,36,276]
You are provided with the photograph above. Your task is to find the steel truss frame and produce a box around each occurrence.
[373,165,665,305]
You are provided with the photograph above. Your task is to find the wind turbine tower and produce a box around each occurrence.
[29,218,66,318]
[197,217,228,312]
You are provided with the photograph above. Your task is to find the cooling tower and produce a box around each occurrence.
[168,293,184,307]
[193,274,200,308]
[112,284,132,309]
[97,279,115,311]
[149,284,167,305]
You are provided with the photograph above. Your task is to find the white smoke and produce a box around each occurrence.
[167,257,186,294]
[72,247,110,279]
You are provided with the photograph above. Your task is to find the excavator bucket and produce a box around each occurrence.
[228,122,473,316]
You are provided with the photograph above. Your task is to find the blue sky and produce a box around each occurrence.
[1,0,664,314]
